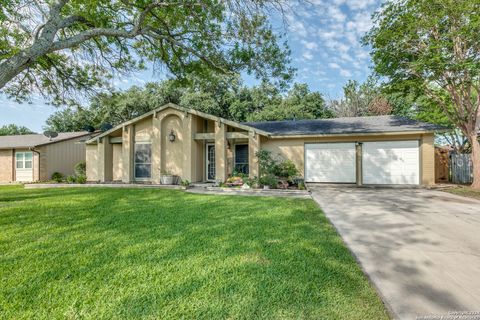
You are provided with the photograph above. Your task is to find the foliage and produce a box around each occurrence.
[0,124,34,136]
[259,174,278,188]
[75,175,86,184]
[364,0,480,187]
[44,78,331,132]
[329,76,392,117]
[255,149,276,177]
[181,179,190,187]
[226,176,244,185]
[0,0,294,106]
[66,175,76,184]
[51,172,64,183]
[74,161,86,176]
[272,160,299,180]
[0,186,388,318]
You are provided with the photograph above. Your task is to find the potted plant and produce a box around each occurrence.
[161,171,177,185]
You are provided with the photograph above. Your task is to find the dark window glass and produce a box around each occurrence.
[234,144,249,174]
[134,143,151,178]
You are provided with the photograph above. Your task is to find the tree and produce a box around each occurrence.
[329,76,392,117]
[0,0,294,106]
[248,83,333,121]
[0,124,34,135]
[44,79,332,131]
[365,0,480,188]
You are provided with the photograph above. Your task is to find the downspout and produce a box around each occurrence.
[30,147,41,182]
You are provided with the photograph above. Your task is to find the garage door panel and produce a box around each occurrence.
[305,143,356,183]
[362,141,419,185]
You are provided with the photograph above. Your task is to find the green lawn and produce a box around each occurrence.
[442,186,480,200]
[0,186,388,319]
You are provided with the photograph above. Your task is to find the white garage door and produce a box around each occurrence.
[362,141,419,185]
[305,143,356,183]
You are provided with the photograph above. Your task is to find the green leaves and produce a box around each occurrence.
[1,0,294,105]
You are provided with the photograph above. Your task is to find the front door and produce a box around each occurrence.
[206,144,215,181]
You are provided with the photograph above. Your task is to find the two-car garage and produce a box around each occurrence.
[305,140,420,185]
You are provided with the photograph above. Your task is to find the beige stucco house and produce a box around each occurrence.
[85,103,439,186]
[0,131,92,182]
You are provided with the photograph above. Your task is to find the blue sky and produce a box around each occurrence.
[0,0,382,132]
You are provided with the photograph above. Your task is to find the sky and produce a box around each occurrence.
[0,0,382,133]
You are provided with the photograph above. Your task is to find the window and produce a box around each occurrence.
[16,152,33,169]
[234,144,249,174]
[134,143,152,179]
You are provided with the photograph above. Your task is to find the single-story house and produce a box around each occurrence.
[85,103,440,186]
[0,131,92,182]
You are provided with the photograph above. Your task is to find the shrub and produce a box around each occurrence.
[181,179,190,187]
[259,174,278,188]
[273,160,299,180]
[76,175,87,184]
[255,149,276,176]
[66,175,76,184]
[51,172,64,183]
[74,161,86,176]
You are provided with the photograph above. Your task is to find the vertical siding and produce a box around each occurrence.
[37,146,48,180]
[0,149,14,182]
[45,139,86,178]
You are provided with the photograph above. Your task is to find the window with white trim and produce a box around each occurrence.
[234,144,249,174]
[16,152,33,169]
[134,143,152,179]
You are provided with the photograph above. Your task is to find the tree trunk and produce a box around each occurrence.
[471,133,480,189]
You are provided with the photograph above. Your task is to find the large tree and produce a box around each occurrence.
[0,124,34,135]
[44,79,332,131]
[329,76,392,117]
[0,0,293,105]
[365,0,480,188]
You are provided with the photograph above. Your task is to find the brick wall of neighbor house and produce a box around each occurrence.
[0,149,14,182]
[261,132,436,185]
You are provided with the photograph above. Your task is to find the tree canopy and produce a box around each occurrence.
[329,76,393,117]
[0,124,35,135]
[44,78,333,132]
[364,0,480,188]
[0,0,294,106]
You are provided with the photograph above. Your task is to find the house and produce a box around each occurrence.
[0,131,92,183]
[85,103,439,186]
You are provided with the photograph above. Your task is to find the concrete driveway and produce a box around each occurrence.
[310,186,480,319]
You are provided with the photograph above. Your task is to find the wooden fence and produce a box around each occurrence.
[450,153,473,184]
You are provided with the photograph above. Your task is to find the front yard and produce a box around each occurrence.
[0,186,388,319]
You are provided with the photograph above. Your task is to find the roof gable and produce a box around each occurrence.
[87,103,270,143]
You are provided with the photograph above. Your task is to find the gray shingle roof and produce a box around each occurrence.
[243,115,442,136]
[0,132,91,149]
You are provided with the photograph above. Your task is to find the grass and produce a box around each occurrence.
[0,186,388,319]
[442,185,480,200]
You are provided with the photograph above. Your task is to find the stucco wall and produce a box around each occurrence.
[86,144,99,181]
[112,144,123,181]
[260,133,435,185]
[0,149,13,182]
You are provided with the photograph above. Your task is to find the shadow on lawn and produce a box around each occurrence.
[0,188,388,319]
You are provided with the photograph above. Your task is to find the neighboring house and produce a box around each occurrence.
[86,103,440,186]
[0,132,92,183]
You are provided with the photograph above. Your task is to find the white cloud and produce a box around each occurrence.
[340,69,352,77]
[328,6,347,23]
[329,62,341,69]
[303,51,314,60]
[301,40,319,50]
